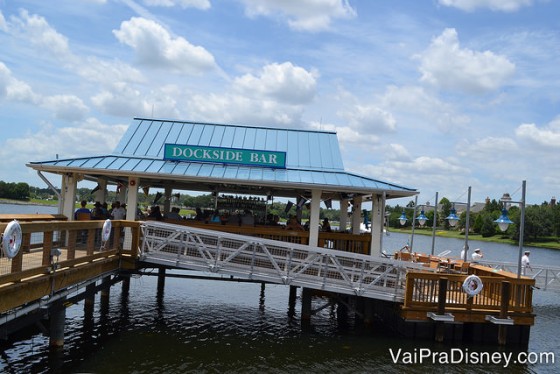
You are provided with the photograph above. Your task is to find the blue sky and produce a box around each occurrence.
[0,0,558,206]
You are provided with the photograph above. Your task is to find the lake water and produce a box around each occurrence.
[1,203,559,373]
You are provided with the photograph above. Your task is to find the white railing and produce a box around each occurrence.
[478,260,560,291]
[139,221,428,302]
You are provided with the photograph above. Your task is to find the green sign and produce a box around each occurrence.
[164,144,286,168]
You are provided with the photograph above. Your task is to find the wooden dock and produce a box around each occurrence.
[0,217,537,347]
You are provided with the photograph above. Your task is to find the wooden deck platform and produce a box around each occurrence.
[0,218,537,346]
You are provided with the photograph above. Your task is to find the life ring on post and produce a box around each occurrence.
[2,220,22,259]
[102,219,112,242]
[462,274,484,297]
[129,180,136,186]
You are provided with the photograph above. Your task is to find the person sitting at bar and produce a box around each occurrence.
[210,210,221,223]
[165,207,182,220]
[321,218,332,232]
[147,205,163,220]
[286,215,304,231]
[241,209,255,226]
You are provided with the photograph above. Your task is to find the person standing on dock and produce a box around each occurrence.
[471,248,483,262]
[522,250,532,275]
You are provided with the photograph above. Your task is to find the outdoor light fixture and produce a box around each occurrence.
[494,208,514,232]
[396,195,418,252]
[446,186,472,261]
[445,207,460,227]
[416,210,428,227]
[494,180,526,278]
[399,210,407,226]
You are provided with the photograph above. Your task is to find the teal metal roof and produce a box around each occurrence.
[114,118,345,172]
[27,118,416,197]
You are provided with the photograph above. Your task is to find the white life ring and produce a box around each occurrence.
[2,220,22,259]
[102,219,112,242]
[462,275,484,297]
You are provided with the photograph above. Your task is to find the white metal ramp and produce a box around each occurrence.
[479,260,560,291]
[139,221,428,302]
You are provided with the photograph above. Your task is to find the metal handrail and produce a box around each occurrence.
[477,260,560,291]
[140,221,428,302]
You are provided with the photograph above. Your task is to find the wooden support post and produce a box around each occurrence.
[122,276,130,295]
[259,282,266,311]
[435,277,448,343]
[337,295,349,327]
[498,281,511,345]
[301,288,312,321]
[49,299,66,349]
[84,283,96,309]
[157,267,166,296]
[288,285,297,318]
[83,284,95,332]
[100,276,111,303]
[363,299,374,327]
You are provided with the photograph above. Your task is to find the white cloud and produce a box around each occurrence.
[187,92,305,127]
[92,82,181,119]
[2,61,87,119]
[332,125,380,145]
[91,83,149,117]
[0,62,40,104]
[143,0,211,9]
[10,9,71,60]
[456,136,518,163]
[239,0,356,32]
[41,95,89,121]
[185,61,317,126]
[386,143,411,161]
[337,104,396,133]
[234,62,317,105]
[381,85,470,132]
[113,17,216,74]
[78,57,145,86]
[438,0,534,12]
[515,117,560,148]
[0,63,8,98]
[417,28,515,93]
[0,10,7,32]
[0,118,128,183]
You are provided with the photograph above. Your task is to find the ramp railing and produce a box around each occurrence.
[478,260,560,291]
[139,221,428,302]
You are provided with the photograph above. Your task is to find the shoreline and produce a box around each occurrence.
[391,228,560,251]
[0,199,56,207]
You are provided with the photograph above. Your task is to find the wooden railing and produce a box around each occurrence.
[157,219,372,255]
[0,219,141,313]
[402,265,535,324]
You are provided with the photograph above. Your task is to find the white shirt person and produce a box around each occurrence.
[471,249,483,262]
[521,251,532,275]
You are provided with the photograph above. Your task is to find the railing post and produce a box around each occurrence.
[404,273,414,308]
[11,233,27,273]
[86,228,95,255]
[435,277,448,342]
[42,231,54,266]
[498,281,511,345]
[67,229,77,260]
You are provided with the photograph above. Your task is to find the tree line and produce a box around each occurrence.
[386,197,560,245]
[2,180,558,244]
